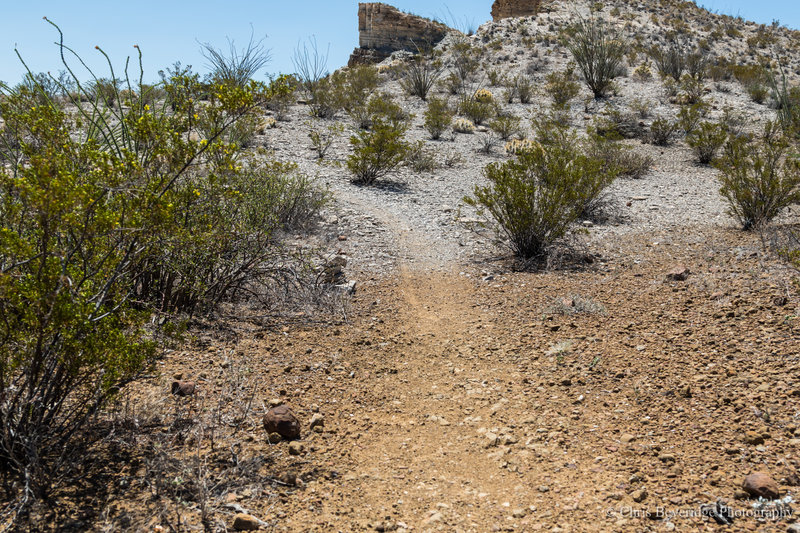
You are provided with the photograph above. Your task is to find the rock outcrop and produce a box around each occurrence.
[349,3,450,66]
[491,0,542,21]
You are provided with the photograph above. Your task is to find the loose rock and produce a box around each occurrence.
[742,472,780,500]
[263,405,301,439]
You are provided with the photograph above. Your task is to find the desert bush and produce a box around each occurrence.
[564,14,626,98]
[732,64,769,104]
[0,25,323,505]
[686,121,728,164]
[545,67,581,108]
[453,117,476,134]
[406,141,439,172]
[464,121,619,259]
[649,41,706,81]
[399,47,445,100]
[264,73,299,120]
[715,122,800,229]
[308,120,344,160]
[513,74,534,104]
[630,98,652,119]
[347,107,410,184]
[344,69,385,128]
[490,113,522,141]
[649,117,677,146]
[587,135,653,178]
[200,31,271,87]
[459,95,495,125]
[677,101,708,136]
[593,109,644,140]
[678,74,705,104]
[487,69,504,86]
[307,71,347,119]
[450,38,482,89]
[88,77,121,107]
[424,96,454,140]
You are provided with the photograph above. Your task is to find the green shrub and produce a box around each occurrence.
[347,109,410,184]
[648,42,706,81]
[587,135,653,178]
[459,95,495,125]
[649,117,677,146]
[545,67,581,108]
[424,96,454,140]
[514,74,535,104]
[678,74,705,104]
[406,141,439,172]
[564,14,626,98]
[490,113,522,140]
[264,74,298,120]
[308,120,344,160]
[715,122,800,229]
[732,64,769,104]
[464,121,619,259]
[677,101,708,135]
[686,121,728,164]
[308,71,347,119]
[0,26,328,504]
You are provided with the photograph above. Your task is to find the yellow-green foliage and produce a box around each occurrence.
[0,27,324,496]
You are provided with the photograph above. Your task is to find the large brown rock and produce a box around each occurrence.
[742,472,781,500]
[263,405,301,439]
[491,0,542,21]
[349,3,450,66]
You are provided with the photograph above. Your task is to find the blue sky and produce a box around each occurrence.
[1,1,799,86]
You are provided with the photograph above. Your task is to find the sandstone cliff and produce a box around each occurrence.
[491,0,542,21]
[349,3,450,66]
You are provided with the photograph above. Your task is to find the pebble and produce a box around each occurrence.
[232,513,261,531]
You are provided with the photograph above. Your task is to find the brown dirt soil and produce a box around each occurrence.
[28,226,800,532]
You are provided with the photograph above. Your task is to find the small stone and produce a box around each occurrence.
[232,513,261,531]
[423,512,444,524]
[666,266,690,282]
[171,380,196,397]
[744,431,764,445]
[620,433,636,443]
[538,485,550,493]
[658,454,676,464]
[742,472,780,500]
[786,524,800,533]
[632,488,647,503]
[309,413,325,430]
[512,508,528,518]
[263,405,301,439]
[288,441,305,456]
[267,432,282,444]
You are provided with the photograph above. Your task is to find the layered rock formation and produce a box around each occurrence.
[349,3,450,66]
[491,0,542,21]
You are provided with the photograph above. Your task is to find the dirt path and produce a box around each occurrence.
[269,217,800,532]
